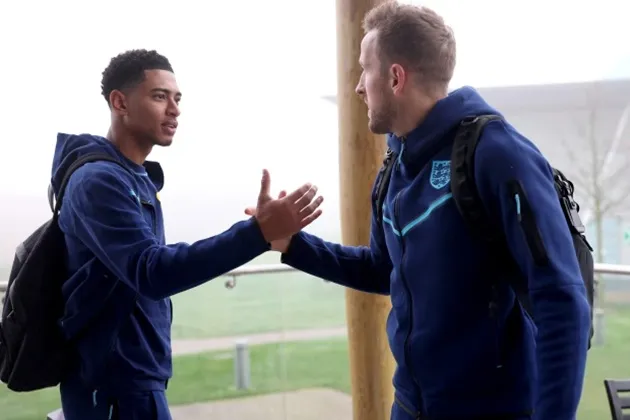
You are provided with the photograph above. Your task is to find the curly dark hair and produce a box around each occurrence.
[101,49,174,104]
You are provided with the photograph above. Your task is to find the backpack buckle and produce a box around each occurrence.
[460,116,480,126]
[560,196,585,234]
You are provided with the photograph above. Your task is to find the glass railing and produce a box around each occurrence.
[0,266,350,420]
[1,263,629,419]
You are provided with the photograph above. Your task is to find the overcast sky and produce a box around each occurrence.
[0,0,628,200]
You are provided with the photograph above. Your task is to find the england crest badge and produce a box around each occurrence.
[429,160,451,190]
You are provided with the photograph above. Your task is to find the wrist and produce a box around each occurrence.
[249,216,272,250]
[271,236,293,253]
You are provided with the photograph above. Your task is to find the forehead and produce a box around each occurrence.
[360,30,379,64]
[137,69,180,94]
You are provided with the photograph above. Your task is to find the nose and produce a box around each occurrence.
[355,82,364,97]
[355,75,365,98]
[167,101,180,117]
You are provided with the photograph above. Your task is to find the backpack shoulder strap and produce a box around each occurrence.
[450,114,503,243]
[48,153,129,215]
[375,147,397,224]
[450,114,533,317]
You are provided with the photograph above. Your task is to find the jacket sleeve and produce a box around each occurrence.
[474,120,591,420]
[61,163,270,300]
[281,196,393,295]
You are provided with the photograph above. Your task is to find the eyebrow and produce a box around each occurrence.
[151,88,182,98]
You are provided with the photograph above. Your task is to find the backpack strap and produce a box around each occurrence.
[374,147,397,224]
[48,153,130,216]
[450,115,504,243]
[450,115,533,316]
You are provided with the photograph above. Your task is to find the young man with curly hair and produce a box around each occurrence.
[54,49,323,419]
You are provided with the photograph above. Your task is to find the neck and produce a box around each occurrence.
[393,89,447,137]
[107,125,152,166]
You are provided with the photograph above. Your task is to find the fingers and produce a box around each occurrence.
[255,184,324,241]
[300,195,324,216]
[299,208,323,229]
[294,185,318,210]
[259,169,271,198]
[285,183,312,202]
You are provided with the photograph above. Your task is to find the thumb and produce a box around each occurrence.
[259,169,271,198]
[278,190,287,199]
[244,206,256,216]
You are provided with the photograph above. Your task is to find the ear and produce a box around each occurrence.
[390,64,406,95]
[109,90,128,116]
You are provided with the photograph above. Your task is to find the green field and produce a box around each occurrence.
[170,271,347,339]
[0,339,350,420]
[1,268,629,419]
[1,325,628,420]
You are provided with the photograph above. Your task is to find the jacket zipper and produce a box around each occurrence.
[507,181,549,266]
[395,396,422,419]
[393,137,424,415]
[140,199,157,234]
[140,198,173,327]
[94,192,153,399]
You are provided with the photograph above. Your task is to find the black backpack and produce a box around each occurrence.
[0,152,126,392]
[374,115,595,348]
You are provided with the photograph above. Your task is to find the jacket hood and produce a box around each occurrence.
[51,133,164,198]
[387,86,501,162]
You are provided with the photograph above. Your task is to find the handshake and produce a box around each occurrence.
[245,169,324,253]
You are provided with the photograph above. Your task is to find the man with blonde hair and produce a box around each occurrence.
[253,2,592,419]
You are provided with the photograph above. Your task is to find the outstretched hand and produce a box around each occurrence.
[247,169,324,247]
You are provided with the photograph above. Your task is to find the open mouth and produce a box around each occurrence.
[162,122,178,135]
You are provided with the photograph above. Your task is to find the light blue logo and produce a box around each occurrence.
[429,160,451,190]
[129,189,141,204]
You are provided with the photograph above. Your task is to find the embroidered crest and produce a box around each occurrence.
[429,160,451,190]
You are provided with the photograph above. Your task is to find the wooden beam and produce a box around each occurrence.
[336,1,395,419]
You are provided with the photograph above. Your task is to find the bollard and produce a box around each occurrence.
[594,307,605,347]
[46,408,65,420]
[234,339,251,390]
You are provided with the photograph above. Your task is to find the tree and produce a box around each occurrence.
[561,92,630,306]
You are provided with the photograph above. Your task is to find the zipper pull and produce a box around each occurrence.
[514,193,522,222]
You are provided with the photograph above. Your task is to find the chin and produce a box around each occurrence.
[154,137,174,147]
[368,120,389,135]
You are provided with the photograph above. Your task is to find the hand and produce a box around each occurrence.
[247,169,324,244]
[245,189,293,253]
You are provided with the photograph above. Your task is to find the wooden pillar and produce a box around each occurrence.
[336,1,395,419]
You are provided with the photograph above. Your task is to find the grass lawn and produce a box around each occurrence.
[0,338,351,420]
[575,304,630,420]
[2,259,628,420]
[170,270,348,339]
[1,306,629,420]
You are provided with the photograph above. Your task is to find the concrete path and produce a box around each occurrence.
[168,329,352,419]
[170,388,352,420]
[172,326,348,355]
[47,331,352,420]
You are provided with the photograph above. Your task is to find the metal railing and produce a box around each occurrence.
[0,264,297,294]
[1,262,630,294]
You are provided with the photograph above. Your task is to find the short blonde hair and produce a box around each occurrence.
[363,1,456,91]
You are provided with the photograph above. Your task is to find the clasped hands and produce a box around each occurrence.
[246,169,323,253]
